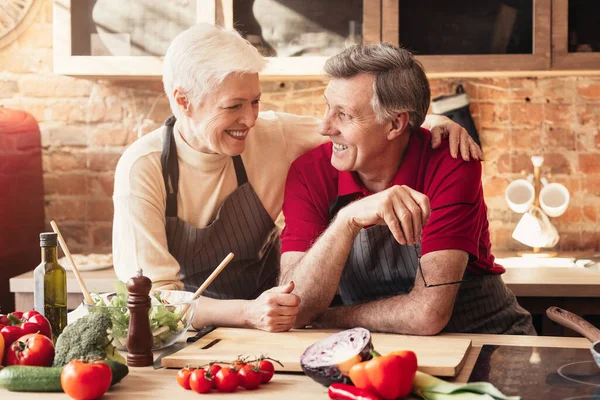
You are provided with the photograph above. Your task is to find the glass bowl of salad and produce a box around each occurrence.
[84,282,197,351]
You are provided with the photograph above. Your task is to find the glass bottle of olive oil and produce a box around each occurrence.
[33,232,67,341]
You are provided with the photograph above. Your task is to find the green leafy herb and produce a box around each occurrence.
[90,281,184,348]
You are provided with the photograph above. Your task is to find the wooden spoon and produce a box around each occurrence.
[50,220,94,305]
[192,252,235,300]
[170,253,235,324]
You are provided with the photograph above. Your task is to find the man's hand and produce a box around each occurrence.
[423,114,483,161]
[244,281,300,332]
[337,185,430,246]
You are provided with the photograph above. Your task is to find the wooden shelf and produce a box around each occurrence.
[52,0,600,79]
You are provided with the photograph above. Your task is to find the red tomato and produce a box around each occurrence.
[0,314,10,325]
[214,367,238,393]
[189,369,212,394]
[61,359,112,400]
[176,367,196,390]
[237,364,262,390]
[207,364,222,389]
[6,333,54,367]
[10,312,23,319]
[259,359,275,384]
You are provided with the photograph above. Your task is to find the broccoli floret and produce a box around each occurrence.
[53,312,127,367]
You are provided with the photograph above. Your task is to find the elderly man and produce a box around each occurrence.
[279,43,535,335]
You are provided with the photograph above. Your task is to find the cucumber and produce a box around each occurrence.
[0,366,63,392]
[104,360,129,385]
[0,361,129,392]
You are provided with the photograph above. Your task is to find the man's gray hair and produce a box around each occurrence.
[324,43,430,129]
[163,23,267,118]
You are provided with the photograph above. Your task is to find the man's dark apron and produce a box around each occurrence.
[330,200,536,335]
[160,116,279,299]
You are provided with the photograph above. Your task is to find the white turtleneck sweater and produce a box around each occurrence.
[112,111,325,289]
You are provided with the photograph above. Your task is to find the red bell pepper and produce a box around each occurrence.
[328,383,381,400]
[0,310,53,364]
[348,350,418,400]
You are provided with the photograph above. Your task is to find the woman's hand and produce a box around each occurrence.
[422,114,483,161]
[245,281,300,332]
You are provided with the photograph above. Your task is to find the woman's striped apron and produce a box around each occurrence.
[160,116,279,299]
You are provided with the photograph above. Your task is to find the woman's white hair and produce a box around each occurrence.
[163,23,267,117]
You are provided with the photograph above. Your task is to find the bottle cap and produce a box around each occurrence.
[40,232,58,247]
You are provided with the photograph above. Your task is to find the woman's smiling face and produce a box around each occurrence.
[186,72,261,156]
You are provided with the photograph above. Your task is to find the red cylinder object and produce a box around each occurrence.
[0,107,45,312]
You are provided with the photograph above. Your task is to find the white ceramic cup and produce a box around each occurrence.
[505,179,535,214]
[512,207,560,248]
[539,183,570,217]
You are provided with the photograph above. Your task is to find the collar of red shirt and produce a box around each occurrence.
[336,130,425,198]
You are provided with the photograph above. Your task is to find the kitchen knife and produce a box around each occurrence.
[153,325,216,369]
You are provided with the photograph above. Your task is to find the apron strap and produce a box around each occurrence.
[161,116,249,218]
[232,155,248,187]
[161,116,179,218]
[329,194,358,220]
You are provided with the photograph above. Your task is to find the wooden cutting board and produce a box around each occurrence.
[162,328,472,377]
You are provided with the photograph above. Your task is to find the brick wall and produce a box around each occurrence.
[1,0,599,253]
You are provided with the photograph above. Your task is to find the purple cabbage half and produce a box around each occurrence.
[300,327,373,387]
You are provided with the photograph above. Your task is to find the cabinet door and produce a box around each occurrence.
[54,0,200,77]
[199,0,381,78]
[382,0,551,76]
[552,0,600,70]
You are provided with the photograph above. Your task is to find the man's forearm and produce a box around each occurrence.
[315,289,447,335]
[281,217,359,324]
[192,296,250,329]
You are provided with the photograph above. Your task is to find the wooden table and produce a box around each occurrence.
[10,254,600,336]
[10,259,600,310]
[0,331,591,399]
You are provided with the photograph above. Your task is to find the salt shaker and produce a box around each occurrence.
[126,268,154,367]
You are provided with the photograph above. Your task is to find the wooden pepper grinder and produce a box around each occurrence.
[126,268,154,367]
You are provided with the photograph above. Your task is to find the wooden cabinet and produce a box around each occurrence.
[53,0,202,78]
[198,0,381,78]
[52,0,600,78]
[53,0,379,78]
[551,0,600,70]
[382,0,551,76]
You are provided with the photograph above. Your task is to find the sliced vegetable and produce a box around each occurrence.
[329,383,381,400]
[349,350,417,400]
[300,327,373,387]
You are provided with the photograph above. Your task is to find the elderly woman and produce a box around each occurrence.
[112,23,481,332]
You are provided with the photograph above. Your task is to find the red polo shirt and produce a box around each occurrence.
[280,128,504,275]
